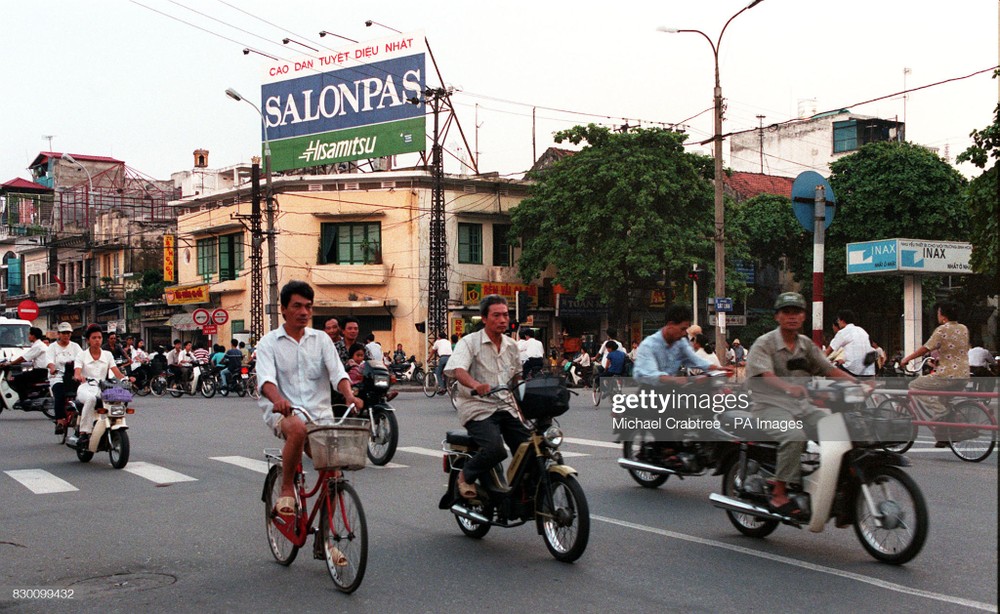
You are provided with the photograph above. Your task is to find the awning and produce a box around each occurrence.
[166,313,200,331]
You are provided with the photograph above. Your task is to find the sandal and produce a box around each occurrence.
[768,499,806,519]
[327,544,349,567]
[456,474,477,499]
[274,496,296,517]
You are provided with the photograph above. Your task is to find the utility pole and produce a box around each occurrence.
[234,158,264,341]
[756,114,766,173]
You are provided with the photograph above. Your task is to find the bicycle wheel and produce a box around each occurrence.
[321,480,367,593]
[592,379,601,407]
[263,465,299,565]
[423,371,438,397]
[947,401,996,462]
[448,378,460,411]
[248,374,260,400]
[875,399,916,454]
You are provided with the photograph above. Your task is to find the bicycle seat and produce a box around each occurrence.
[446,429,476,448]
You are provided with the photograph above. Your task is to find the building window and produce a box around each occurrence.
[833,118,901,154]
[458,223,482,264]
[196,237,217,278]
[231,319,245,333]
[833,120,858,153]
[218,232,244,281]
[492,224,514,267]
[320,223,381,265]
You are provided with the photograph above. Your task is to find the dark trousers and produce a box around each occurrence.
[12,368,47,399]
[462,411,530,484]
[51,380,79,421]
[522,357,544,379]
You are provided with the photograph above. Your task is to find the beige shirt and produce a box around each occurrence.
[444,329,521,425]
[745,328,833,414]
[924,321,969,379]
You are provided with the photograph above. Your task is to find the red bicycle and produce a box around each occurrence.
[262,407,369,592]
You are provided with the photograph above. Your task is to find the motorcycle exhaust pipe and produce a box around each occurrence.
[709,493,781,520]
[450,503,490,525]
[617,458,679,476]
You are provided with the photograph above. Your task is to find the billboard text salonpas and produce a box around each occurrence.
[260,32,427,172]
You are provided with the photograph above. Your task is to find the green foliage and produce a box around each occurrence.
[512,125,716,322]
[129,269,167,303]
[956,71,999,278]
[728,193,809,276]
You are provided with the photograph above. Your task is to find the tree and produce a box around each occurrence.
[956,70,999,278]
[510,125,715,333]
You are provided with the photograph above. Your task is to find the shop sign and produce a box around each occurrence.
[164,284,209,305]
[462,282,536,307]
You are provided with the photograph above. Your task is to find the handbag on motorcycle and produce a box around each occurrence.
[515,374,570,420]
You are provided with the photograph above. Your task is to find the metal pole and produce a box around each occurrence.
[811,185,826,346]
[263,144,279,332]
[712,51,727,363]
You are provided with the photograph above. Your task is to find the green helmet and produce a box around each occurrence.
[774,292,807,311]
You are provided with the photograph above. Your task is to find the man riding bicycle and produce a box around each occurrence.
[256,281,363,519]
[445,294,528,499]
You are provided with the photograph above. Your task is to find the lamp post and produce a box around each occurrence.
[658,0,764,364]
[226,87,279,332]
[61,153,98,323]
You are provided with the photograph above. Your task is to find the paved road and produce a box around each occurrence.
[0,390,996,613]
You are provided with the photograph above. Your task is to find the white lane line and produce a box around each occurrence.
[559,451,590,458]
[368,462,409,469]
[397,446,443,458]
[593,514,997,613]
[564,437,620,449]
[5,470,78,494]
[211,456,270,474]
[122,462,198,484]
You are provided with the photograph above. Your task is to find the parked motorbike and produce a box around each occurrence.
[438,376,590,562]
[617,373,736,489]
[167,360,216,398]
[217,364,250,397]
[352,360,399,465]
[64,380,135,469]
[709,379,928,564]
[0,362,55,418]
[389,355,424,384]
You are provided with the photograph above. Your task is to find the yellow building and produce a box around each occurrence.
[171,169,530,362]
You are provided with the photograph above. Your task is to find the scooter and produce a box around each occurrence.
[0,362,55,418]
[438,376,589,562]
[709,379,928,564]
[65,379,136,469]
[167,360,216,398]
[352,361,400,465]
[389,355,424,384]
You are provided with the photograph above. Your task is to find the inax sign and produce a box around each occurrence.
[260,32,427,172]
[846,239,972,275]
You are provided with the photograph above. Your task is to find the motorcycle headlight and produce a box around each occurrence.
[107,403,127,416]
[373,374,390,388]
[543,426,564,448]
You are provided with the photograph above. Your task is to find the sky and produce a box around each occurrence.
[2,0,997,184]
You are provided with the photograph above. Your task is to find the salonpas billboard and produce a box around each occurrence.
[261,32,426,172]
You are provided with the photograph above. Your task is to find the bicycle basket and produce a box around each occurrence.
[515,374,570,420]
[845,408,913,446]
[306,419,369,471]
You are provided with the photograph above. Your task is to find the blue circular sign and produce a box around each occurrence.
[791,171,836,232]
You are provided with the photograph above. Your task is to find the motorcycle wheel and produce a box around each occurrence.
[366,409,398,466]
[947,401,996,463]
[199,377,216,399]
[853,465,928,565]
[109,430,130,469]
[875,399,915,454]
[621,439,668,488]
[263,465,299,565]
[76,439,94,463]
[455,495,493,539]
[721,462,779,538]
[151,376,166,397]
[168,381,184,398]
[413,369,425,385]
[219,382,230,397]
[539,473,589,563]
[236,379,247,398]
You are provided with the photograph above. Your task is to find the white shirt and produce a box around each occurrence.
[433,338,453,357]
[828,323,875,376]
[365,341,384,362]
[46,341,83,386]
[255,325,349,423]
[76,349,116,381]
[695,347,721,368]
[521,337,545,360]
[131,347,149,366]
[968,347,996,368]
[22,339,49,369]
[572,352,591,368]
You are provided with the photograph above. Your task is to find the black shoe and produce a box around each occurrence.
[54,422,66,435]
[77,434,90,449]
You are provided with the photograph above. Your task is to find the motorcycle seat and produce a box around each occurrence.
[446,429,476,448]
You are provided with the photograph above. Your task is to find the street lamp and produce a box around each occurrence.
[61,153,97,322]
[658,0,764,364]
[226,87,279,332]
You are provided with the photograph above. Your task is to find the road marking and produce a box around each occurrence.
[211,456,270,474]
[564,437,619,449]
[397,446,443,458]
[123,462,198,484]
[558,451,590,458]
[593,514,997,612]
[368,462,408,469]
[4,469,78,494]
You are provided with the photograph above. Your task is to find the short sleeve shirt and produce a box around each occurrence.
[46,341,83,385]
[22,340,49,369]
[923,321,969,379]
[76,349,116,381]
[746,328,833,413]
[444,330,521,425]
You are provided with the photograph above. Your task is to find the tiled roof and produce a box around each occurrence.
[29,151,125,168]
[0,177,52,192]
[724,172,794,202]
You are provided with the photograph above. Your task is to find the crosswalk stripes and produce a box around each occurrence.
[211,456,270,474]
[123,461,198,484]
[4,469,78,494]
